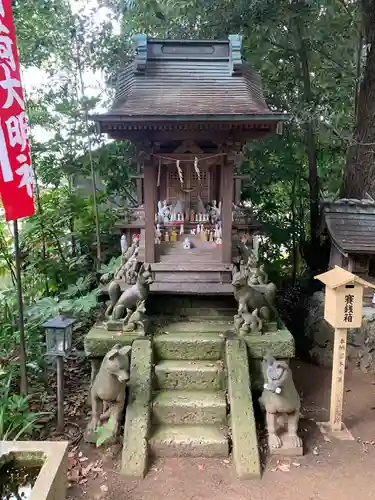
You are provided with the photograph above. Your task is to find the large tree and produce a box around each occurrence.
[342,0,375,198]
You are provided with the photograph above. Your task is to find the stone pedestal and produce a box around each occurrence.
[268,432,303,456]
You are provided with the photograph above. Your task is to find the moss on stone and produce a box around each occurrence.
[121,339,153,477]
[154,334,224,361]
[84,326,141,358]
[244,329,295,359]
[226,339,261,480]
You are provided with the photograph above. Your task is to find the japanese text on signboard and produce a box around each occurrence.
[343,293,354,323]
[0,0,35,220]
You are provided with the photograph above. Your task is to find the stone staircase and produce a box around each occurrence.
[149,322,229,458]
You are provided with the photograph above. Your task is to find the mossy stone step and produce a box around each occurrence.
[152,390,227,425]
[154,360,223,390]
[178,307,236,318]
[149,424,229,457]
[154,334,224,361]
[160,321,232,334]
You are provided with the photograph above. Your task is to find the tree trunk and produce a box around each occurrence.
[293,11,320,269]
[342,0,375,198]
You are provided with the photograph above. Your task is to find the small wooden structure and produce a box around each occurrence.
[315,266,375,435]
[322,198,375,278]
[91,34,287,293]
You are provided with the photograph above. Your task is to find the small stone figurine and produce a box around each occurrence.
[201,229,208,242]
[196,224,201,235]
[171,228,177,242]
[190,229,196,235]
[164,230,170,242]
[155,224,162,245]
[121,234,127,254]
[190,210,195,222]
[180,224,184,236]
[209,230,214,243]
[183,237,192,249]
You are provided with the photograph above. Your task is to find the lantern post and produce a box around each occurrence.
[42,315,75,432]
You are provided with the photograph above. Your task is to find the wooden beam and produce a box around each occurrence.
[221,159,234,263]
[135,164,143,204]
[234,178,242,204]
[143,161,156,263]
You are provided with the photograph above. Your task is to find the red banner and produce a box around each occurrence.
[0,0,35,221]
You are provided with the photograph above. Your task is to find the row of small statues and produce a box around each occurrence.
[157,199,221,224]
[86,345,302,455]
[155,222,223,245]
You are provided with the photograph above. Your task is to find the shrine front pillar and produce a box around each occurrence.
[143,160,156,263]
[221,158,234,263]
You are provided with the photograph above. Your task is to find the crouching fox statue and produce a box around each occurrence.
[84,344,131,444]
[259,355,303,454]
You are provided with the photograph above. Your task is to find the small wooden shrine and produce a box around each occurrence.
[322,198,375,278]
[92,34,287,294]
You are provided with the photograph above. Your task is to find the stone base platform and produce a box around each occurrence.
[84,319,296,480]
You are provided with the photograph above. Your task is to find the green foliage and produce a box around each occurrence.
[0,373,46,440]
[94,415,117,447]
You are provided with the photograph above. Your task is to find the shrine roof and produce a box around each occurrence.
[91,34,287,132]
[315,265,375,289]
[322,198,375,254]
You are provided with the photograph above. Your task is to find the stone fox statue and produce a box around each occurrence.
[85,344,131,444]
[106,264,153,320]
[232,267,278,321]
[259,355,302,450]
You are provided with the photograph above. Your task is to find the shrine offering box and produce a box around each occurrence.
[315,265,374,329]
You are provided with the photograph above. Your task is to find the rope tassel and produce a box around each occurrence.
[157,158,161,187]
[176,159,184,185]
[194,156,201,183]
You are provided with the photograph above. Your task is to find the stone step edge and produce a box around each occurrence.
[149,424,229,457]
[152,390,227,407]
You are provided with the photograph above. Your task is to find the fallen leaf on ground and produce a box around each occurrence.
[81,464,93,477]
[323,435,331,442]
[67,457,77,470]
[198,464,204,471]
[278,463,290,472]
[67,467,80,483]
[292,462,301,467]
[100,485,109,493]
[312,446,320,455]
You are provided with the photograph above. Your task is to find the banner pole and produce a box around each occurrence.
[13,218,28,395]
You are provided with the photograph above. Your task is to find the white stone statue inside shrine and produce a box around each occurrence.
[183,237,192,249]
[170,199,186,221]
[120,234,127,253]
[210,200,221,222]
[157,200,171,223]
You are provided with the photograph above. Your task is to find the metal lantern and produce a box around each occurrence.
[42,315,75,356]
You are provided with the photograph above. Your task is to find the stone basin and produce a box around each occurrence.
[0,441,68,500]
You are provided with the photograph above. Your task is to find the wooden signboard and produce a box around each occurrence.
[315,266,375,435]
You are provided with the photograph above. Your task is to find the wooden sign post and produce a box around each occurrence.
[315,266,375,436]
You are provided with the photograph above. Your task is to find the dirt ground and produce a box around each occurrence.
[65,360,375,500]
